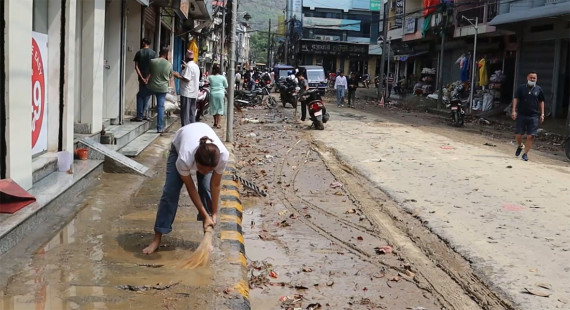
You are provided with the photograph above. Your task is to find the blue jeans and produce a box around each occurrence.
[336,87,346,106]
[154,145,213,234]
[136,84,151,119]
[155,92,166,132]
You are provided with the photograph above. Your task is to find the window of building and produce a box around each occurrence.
[33,0,49,34]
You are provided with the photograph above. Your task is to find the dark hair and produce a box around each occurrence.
[527,71,537,76]
[159,46,170,57]
[195,136,220,168]
[212,64,221,75]
[141,38,151,46]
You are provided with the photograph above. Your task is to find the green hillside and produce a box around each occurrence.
[238,0,285,35]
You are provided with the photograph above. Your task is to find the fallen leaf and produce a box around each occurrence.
[374,245,393,255]
[334,191,343,196]
[523,287,551,297]
[302,267,312,272]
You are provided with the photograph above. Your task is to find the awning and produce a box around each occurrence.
[489,4,570,26]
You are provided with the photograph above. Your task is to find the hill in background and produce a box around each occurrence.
[238,0,285,36]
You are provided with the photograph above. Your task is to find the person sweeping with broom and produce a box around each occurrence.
[143,122,228,261]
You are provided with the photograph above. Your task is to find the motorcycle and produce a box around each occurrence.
[448,84,466,127]
[279,77,299,109]
[301,89,328,130]
[195,81,210,122]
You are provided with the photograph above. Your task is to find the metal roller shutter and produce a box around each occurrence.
[517,41,555,108]
[144,6,156,31]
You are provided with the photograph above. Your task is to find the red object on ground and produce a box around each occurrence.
[75,148,88,160]
[0,179,37,214]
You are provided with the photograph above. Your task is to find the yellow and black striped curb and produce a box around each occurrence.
[217,158,250,310]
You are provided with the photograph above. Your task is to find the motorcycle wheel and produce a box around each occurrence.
[267,97,278,109]
[314,120,324,130]
[452,111,463,127]
[195,111,202,121]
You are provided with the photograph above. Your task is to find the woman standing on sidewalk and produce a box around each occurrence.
[207,64,228,129]
[143,122,229,254]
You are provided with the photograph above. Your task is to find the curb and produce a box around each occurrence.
[216,152,250,310]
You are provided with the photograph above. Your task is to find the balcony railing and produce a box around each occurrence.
[456,0,498,26]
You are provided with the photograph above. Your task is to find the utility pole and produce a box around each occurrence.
[378,0,390,102]
[462,16,478,114]
[226,0,238,142]
[436,5,449,109]
[220,1,226,70]
[284,0,290,64]
[267,19,271,68]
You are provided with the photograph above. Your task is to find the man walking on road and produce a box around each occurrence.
[511,71,545,161]
[334,71,347,107]
[297,72,309,121]
[347,72,359,108]
[179,49,200,126]
[133,38,156,121]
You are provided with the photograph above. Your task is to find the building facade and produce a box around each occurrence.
[1,0,212,189]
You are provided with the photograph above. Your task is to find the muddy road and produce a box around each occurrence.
[233,99,510,309]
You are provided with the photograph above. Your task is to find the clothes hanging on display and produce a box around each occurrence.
[478,58,488,87]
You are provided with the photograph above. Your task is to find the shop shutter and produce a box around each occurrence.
[517,41,555,106]
[144,6,156,31]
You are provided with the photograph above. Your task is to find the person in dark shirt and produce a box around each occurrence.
[297,72,309,121]
[132,38,157,121]
[511,71,545,161]
[347,72,359,108]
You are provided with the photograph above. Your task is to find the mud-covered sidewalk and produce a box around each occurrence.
[0,125,245,310]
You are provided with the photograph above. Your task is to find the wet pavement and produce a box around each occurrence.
[0,128,235,310]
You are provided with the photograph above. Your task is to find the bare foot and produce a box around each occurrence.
[142,233,162,254]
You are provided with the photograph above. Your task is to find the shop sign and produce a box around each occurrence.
[405,18,416,34]
[394,0,405,28]
[32,32,48,156]
[301,41,368,57]
[370,0,381,11]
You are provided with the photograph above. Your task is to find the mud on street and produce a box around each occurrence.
[234,94,509,309]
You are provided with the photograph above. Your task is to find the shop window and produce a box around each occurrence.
[33,0,48,34]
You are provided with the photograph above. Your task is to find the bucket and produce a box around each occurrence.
[57,151,73,172]
[75,148,89,160]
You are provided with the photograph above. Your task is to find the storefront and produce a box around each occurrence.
[298,40,369,75]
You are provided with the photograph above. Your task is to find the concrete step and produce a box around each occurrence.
[120,132,161,157]
[105,121,150,149]
[0,159,104,257]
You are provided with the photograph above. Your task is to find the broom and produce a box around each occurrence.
[180,226,214,269]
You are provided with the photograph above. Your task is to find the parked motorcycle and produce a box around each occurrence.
[279,77,299,109]
[449,84,466,127]
[195,81,210,122]
[301,89,328,130]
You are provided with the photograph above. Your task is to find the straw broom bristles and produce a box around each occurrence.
[180,226,214,269]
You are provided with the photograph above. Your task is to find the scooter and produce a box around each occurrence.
[195,81,210,122]
[302,89,328,130]
[279,77,299,109]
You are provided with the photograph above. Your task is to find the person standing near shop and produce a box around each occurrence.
[207,64,228,129]
[347,72,359,108]
[334,71,347,107]
[511,72,545,161]
[132,38,156,121]
[147,47,172,134]
[179,49,200,126]
[297,72,309,121]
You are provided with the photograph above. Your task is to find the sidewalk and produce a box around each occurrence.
[0,123,249,310]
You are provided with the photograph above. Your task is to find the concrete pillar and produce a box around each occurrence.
[80,0,105,134]
[47,0,62,151]
[124,2,142,118]
[368,57,377,78]
[63,0,77,152]
[104,0,122,121]
[5,0,33,189]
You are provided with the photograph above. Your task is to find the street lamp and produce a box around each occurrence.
[462,15,478,114]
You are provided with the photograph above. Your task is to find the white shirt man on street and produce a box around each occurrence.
[179,50,201,125]
[334,71,348,107]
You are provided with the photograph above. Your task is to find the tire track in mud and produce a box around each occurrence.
[310,139,514,310]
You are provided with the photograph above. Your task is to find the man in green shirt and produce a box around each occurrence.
[147,47,173,133]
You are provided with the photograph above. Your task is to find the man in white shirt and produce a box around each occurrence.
[334,71,348,107]
[235,71,241,90]
[179,50,201,125]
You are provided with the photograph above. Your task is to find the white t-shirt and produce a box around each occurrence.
[334,75,347,89]
[172,123,229,176]
[180,61,200,98]
[235,72,241,81]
